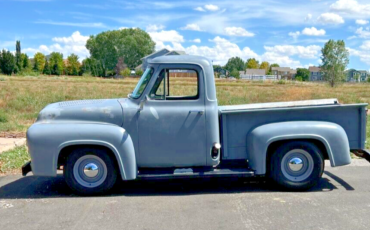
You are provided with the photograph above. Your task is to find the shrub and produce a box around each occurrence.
[277,79,286,84]
[135,69,143,76]
[120,68,131,77]
[295,76,303,81]
[0,113,8,123]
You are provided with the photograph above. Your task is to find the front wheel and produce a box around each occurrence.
[64,148,118,195]
[270,141,324,191]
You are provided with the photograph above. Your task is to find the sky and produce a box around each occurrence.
[0,0,370,70]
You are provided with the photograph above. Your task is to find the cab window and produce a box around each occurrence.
[150,69,199,100]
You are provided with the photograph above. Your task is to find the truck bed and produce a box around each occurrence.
[219,99,367,160]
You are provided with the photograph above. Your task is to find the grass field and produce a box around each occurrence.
[0,74,369,173]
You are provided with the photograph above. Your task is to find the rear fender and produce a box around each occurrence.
[247,121,350,175]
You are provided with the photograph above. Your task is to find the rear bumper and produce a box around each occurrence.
[22,161,32,176]
[351,149,370,163]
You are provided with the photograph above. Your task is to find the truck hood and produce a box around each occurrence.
[36,99,124,126]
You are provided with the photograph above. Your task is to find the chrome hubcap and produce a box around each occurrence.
[83,163,99,178]
[288,157,303,171]
[73,155,107,188]
[281,149,314,182]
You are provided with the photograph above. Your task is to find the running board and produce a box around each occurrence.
[137,168,254,180]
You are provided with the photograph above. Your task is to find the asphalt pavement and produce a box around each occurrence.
[0,160,370,230]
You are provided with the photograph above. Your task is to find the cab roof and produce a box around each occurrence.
[149,55,213,69]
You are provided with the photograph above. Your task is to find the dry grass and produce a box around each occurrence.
[0,75,369,148]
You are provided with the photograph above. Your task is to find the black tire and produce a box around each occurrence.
[270,141,324,191]
[64,147,118,195]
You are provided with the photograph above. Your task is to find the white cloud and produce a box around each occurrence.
[185,36,258,65]
[148,29,185,50]
[305,14,312,21]
[330,0,370,16]
[317,13,344,25]
[263,45,321,59]
[190,38,201,43]
[180,23,202,31]
[34,20,107,28]
[224,27,254,37]
[194,6,205,12]
[146,24,165,32]
[360,40,370,50]
[204,4,219,11]
[302,27,326,36]
[289,31,301,39]
[261,52,301,68]
[355,27,370,38]
[356,19,369,25]
[349,47,370,65]
[23,31,90,60]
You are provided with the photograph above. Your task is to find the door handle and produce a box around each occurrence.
[189,110,204,115]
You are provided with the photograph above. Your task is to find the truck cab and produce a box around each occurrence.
[24,55,369,195]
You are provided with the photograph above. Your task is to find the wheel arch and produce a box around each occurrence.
[266,138,329,175]
[57,138,137,180]
[246,121,351,175]
[58,143,123,178]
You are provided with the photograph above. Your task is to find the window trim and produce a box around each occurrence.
[149,68,200,101]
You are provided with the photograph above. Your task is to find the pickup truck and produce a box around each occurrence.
[23,55,370,195]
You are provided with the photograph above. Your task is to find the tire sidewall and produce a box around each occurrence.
[64,148,118,195]
[270,141,324,190]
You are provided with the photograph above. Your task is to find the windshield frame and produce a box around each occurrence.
[130,67,154,99]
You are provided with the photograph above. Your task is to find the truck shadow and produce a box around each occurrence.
[0,170,352,199]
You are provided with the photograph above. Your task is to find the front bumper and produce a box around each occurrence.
[351,149,370,163]
[22,161,32,176]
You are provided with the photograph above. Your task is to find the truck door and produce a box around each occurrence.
[137,64,207,167]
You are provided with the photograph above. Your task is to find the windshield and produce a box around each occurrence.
[130,67,154,99]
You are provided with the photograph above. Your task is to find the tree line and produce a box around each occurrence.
[215,40,353,87]
[214,57,280,79]
[0,28,154,77]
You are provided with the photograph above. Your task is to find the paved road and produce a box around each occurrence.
[0,160,370,230]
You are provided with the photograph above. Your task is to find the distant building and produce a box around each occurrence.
[346,69,369,82]
[137,48,186,70]
[309,66,323,81]
[245,69,266,75]
[271,67,296,79]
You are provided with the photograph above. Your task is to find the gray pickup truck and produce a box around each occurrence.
[23,55,369,195]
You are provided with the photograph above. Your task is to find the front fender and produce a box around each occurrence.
[247,121,350,175]
[27,122,137,180]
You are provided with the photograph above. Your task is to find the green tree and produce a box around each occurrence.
[224,57,245,72]
[21,53,30,70]
[0,49,16,75]
[49,52,64,75]
[43,59,51,75]
[296,68,310,81]
[81,58,103,76]
[246,58,260,69]
[230,69,240,79]
[15,40,22,73]
[269,63,280,75]
[86,28,155,76]
[66,54,80,75]
[259,61,270,74]
[120,68,131,77]
[33,52,46,72]
[213,65,223,73]
[135,68,143,76]
[321,39,349,87]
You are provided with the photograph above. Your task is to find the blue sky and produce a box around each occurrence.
[1,0,370,70]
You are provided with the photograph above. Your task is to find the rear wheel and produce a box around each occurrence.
[270,141,324,191]
[64,148,118,195]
